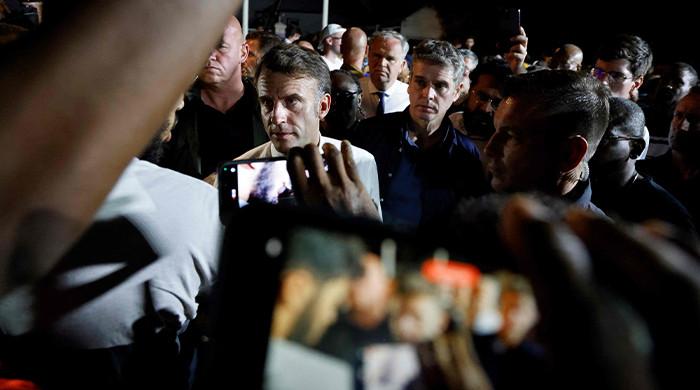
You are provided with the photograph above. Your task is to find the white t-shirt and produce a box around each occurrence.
[0,159,222,348]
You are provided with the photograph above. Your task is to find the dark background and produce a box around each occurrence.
[251,1,697,71]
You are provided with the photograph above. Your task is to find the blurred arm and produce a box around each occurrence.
[0,0,241,295]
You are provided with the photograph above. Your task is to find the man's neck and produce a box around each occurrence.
[200,77,245,113]
[373,78,396,93]
[345,57,363,72]
[324,50,342,63]
[409,117,444,149]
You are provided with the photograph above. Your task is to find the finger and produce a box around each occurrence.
[640,219,700,259]
[566,209,700,298]
[500,196,612,381]
[287,147,310,203]
[500,196,596,316]
[322,142,349,188]
[340,140,362,186]
[302,143,331,190]
[566,209,700,390]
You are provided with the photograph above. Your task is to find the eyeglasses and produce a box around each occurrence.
[591,67,634,84]
[600,134,641,144]
[331,90,361,100]
[471,90,502,109]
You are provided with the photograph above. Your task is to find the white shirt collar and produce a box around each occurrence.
[269,134,324,157]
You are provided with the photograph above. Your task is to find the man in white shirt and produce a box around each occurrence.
[237,44,381,218]
[360,30,410,118]
[319,23,346,71]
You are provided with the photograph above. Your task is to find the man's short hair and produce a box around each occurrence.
[671,62,699,87]
[607,97,646,139]
[503,70,611,159]
[469,62,512,86]
[369,30,409,58]
[412,40,465,85]
[246,31,283,55]
[255,43,331,99]
[458,48,479,70]
[596,34,653,79]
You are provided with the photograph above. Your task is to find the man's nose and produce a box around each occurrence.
[420,85,436,100]
[479,100,495,114]
[270,101,287,125]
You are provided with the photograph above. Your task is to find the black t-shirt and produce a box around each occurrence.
[592,174,697,237]
[161,79,267,178]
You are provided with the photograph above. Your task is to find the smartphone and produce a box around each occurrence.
[218,158,296,224]
[496,8,521,53]
[211,203,496,388]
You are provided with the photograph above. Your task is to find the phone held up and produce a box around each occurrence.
[218,158,296,225]
[496,8,521,53]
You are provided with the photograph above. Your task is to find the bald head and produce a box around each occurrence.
[198,15,247,86]
[550,44,583,72]
[224,15,243,42]
[341,27,367,70]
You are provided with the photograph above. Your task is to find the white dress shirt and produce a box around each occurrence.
[360,77,410,118]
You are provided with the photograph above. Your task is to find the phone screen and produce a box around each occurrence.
[218,158,295,224]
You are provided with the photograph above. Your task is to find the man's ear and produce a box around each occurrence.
[240,41,250,64]
[560,135,589,173]
[629,76,644,99]
[318,92,332,120]
[629,137,646,160]
[452,81,464,103]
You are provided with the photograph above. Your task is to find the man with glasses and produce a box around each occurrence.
[352,40,488,230]
[589,98,695,236]
[319,23,346,71]
[322,69,364,140]
[591,34,653,158]
[453,62,512,153]
[591,34,653,101]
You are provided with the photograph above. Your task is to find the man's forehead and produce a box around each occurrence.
[258,71,317,93]
[413,60,455,82]
[474,74,502,94]
[371,37,402,52]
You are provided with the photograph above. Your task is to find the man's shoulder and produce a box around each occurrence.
[132,159,215,194]
[450,127,481,156]
[236,142,272,160]
[390,80,409,93]
[357,111,406,130]
[353,112,406,147]
[321,136,375,164]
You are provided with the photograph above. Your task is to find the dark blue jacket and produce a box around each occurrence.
[351,110,488,230]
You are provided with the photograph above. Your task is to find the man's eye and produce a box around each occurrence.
[285,97,301,108]
[260,99,273,111]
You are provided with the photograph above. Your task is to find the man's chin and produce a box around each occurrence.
[271,139,296,155]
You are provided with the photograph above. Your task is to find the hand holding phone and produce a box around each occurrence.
[288,141,380,220]
[497,8,528,74]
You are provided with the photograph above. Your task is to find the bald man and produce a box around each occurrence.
[161,16,268,180]
[341,27,368,78]
[549,44,583,72]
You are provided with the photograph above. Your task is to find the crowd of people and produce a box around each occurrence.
[1,1,699,389]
